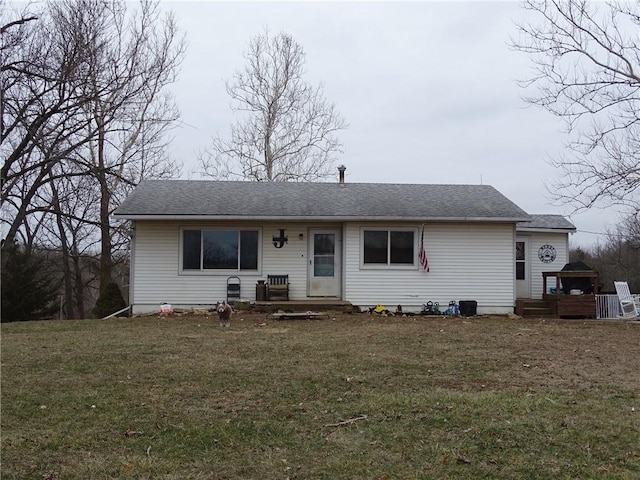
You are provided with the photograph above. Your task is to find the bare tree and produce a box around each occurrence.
[40,170,101,319]
[53,0,184,291]
[512,0,640,214]
[621,211,640,248]
[200,30,347,182]
[1,0,184,297]
[1,2,99,244]
[571,214,640,292]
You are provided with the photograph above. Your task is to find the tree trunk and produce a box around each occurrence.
[1,163,55,252]
[71,246,86,319]
[97,118,112,292]
[51,183,75,319]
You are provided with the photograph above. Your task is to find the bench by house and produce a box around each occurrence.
[267,275,289,301]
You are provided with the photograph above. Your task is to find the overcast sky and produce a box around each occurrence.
[162,0,616,247]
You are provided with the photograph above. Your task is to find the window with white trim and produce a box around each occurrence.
[182,229,259,272]
[362,229,415,267]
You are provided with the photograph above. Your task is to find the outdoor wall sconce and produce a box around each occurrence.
[298,233,304,240]
[272,229,288,248]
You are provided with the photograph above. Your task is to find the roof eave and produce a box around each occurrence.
[516,226,576,234]
[113,214,531,223]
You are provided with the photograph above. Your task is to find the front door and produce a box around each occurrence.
[516,237,530,298]
[308,229,341,297]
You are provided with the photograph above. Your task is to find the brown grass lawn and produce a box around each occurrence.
[1,313,639,479]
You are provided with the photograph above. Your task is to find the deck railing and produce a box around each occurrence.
[595,295,620,319]
[595,294,640,319]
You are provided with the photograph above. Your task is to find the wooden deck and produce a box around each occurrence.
[515,295,598,318]
[542,270,599,318]
[515,299,553,317]
[543,293,597,318]
[516,295,597,318]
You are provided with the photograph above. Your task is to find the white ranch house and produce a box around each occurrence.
[113,178,575,315]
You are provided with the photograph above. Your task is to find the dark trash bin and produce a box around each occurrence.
[256,280,267,301]
[459,300,477,316]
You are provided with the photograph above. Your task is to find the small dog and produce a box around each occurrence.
[216,300,233,327]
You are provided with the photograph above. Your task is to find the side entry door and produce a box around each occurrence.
[516,237,530,298]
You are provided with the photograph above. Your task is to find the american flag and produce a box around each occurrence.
[419,225,430,272]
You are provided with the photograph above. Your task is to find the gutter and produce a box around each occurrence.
[113,214,532,223]
[516,227,576,234]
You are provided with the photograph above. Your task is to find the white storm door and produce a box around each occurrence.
[516,237,530,298]
[308,229,341,297]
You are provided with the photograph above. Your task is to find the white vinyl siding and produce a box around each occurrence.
[344,222,516,314]
[130,221,318,313]
[261,224,315,301]
[130,220,527,314]
[526,232,570,299]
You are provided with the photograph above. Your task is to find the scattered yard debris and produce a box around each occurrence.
[267,311,330,320]
[159,303,174,315]
[322,415,368,428]
[369,305,392,315]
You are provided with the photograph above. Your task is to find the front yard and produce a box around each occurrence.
[2,313,638,479]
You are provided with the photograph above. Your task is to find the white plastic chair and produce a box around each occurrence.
[613,281,640,318]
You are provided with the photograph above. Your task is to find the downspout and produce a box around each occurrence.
[128,222,136,313]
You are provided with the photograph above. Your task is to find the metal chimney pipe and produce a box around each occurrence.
[338,165,346,184]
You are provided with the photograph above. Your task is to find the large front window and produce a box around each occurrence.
[183,229,259,271]
[363,229,415,266]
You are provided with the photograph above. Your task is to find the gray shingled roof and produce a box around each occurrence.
[114,180,530,222]
[517,214,576,231]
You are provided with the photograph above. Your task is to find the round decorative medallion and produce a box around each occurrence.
[538,244,557,263]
